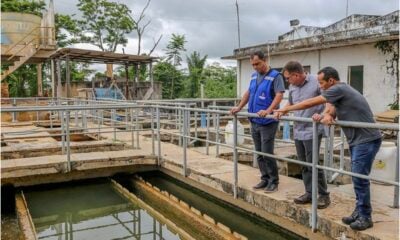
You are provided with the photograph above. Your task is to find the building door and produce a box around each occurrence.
[348,65,363,94]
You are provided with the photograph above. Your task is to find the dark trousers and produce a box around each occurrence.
[294,137,329,196]
[349,138,382,218]
[251,122,279,185]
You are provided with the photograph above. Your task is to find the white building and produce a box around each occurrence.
[223,11,399,113]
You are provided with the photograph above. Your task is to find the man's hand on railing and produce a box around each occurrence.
[257,109,272,117]
[273,110,287,119]
[312,113,336,125]
[230,106,241,115]
[273,107,289,119]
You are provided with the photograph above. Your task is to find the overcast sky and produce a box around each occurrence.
[53,0,399,66]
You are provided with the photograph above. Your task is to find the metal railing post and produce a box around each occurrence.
[311,121,319,232]
[112,109,116,141]
[36,97,39,122]
[135,108,140,149]
[61,111,65,154]
[66,111,71,172]
[206,112,210,155]
[131,108,135,149]
[194,111,198,143]
[178,108,182,147]
[233,115,239,199]
[216,113,220,157]
[182,108,188,177]
[157,107,161,165]
[12,98,17,123]
[394,133,399,208]
[328,125,335,180]
[151,108,155,155]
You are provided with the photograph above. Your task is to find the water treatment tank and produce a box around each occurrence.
[370,141,397,184]
[1,12,41,45]
[225,120,244,146]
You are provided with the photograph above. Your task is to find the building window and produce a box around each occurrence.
[348,66,363,94]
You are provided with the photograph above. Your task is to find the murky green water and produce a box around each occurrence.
[24,181,180,240]
[138,172,305,240]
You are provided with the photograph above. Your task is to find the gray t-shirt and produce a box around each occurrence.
[321,83,381,146]
[289,74,325,140]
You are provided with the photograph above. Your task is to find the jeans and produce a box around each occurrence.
[350,138,382,218]
[295,136,329,196]
[251,122,279,185]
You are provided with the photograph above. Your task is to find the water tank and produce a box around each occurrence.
[1,12,41,45]
[225,120,244,146]
[370,141,397,184]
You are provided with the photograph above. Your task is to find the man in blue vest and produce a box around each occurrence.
[230,51,285,193]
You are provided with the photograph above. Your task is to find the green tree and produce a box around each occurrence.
[75,0,136,52]
[203,63,236,98]
[186,51,207,98]
[153,60,184,99]
[1,0,45,16]
[165,34,186,98]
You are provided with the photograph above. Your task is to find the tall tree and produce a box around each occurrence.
[75,0,136,52]
[203,63,236,98]
[133,0,162,55]
[186,51,207,98]
[165,34,186,98]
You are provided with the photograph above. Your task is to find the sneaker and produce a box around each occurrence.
[294,193,312,204]
[253,180,268,190]
[317,195,331,209]
[264,183,278,193]
[350,216,373,231]
[342,210,358,225]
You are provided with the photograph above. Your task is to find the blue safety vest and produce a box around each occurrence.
[248,69,280,125]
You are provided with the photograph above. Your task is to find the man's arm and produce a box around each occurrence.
[312,103,336,125]
[230,90,249,115]
[257,92,284,117]
[274,101,291,119]
[274,95,327,115]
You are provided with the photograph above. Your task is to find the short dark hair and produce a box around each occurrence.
[283,61,304,74]
[318,67,340,81]
[250,51,266,61]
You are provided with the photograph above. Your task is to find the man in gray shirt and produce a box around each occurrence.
[275,61,330,209]
[275,67,381,231]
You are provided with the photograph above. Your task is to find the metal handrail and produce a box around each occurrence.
[4,26,55,55]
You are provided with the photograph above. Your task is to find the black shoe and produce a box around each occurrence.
[253,180,268,190]
[317,195,331,209]
[342,210,359,225]
[350,216,373,231]
[264,183,278,193]
[294,193,312,204]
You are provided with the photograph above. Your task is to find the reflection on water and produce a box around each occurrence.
[24,182,180,240]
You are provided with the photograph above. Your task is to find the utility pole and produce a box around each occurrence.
[235,0,241,49]
[346,0,349,17]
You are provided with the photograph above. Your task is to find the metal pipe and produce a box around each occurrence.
[311,121,318,232]
[182,109,188,177]
[233,115,239,199]
[206,112,210,155]
[157,107,161,165]
[12,98,17,123]
[135,107,140,149]
[66,111,71,172]
[394,133,399,208]
[216,114,220,157]
[61,111,65,154]
[112,109,116,141]
[131,108,135,149]
[151,108,155,155]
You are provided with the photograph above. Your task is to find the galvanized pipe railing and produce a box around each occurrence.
[1,103,399,233]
